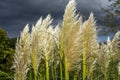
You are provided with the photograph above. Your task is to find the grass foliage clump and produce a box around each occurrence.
[13,0,120,80]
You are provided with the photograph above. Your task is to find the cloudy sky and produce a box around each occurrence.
[0,0,110,37]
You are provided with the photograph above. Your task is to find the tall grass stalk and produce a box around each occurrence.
[82,46,87,80]
[13,25,30,80]
[45,55,49,80]
[65,57,69,80]
[73,72,77,80]
[30,14,53,80]
[81,13,99,80]
[59,43,63,80]
[60,0,82,79]
[41,16,54,80]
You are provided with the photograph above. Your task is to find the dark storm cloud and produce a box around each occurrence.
[0,0,109,37]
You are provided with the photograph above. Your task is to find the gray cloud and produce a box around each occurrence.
[0,0,110,37]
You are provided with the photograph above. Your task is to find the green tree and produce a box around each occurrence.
[0,28,14,79]
[103,0,120,29]
[9,37,17,49]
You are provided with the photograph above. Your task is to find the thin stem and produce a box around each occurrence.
[74,72,77,80]
[104,74,108,80]
[60,43,63,80]
[65,57,69,80]
[83,50,86,80]
[54,63,57,80]
[45,55,49,80]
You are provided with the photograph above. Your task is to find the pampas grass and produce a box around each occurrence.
[60,0,82,79]
[80,13,99,80]
[13,25,30,80]
[13,0,120,80]
[112,31,120,60]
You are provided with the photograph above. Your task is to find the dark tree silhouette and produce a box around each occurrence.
[103,0,120,29]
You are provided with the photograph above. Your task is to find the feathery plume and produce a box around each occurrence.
[30,15,53,79]
[13,25,30,80]
[59,0,82,79]
[61,0,82,71]
[81,13,99,79]
[111,31,120,61]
